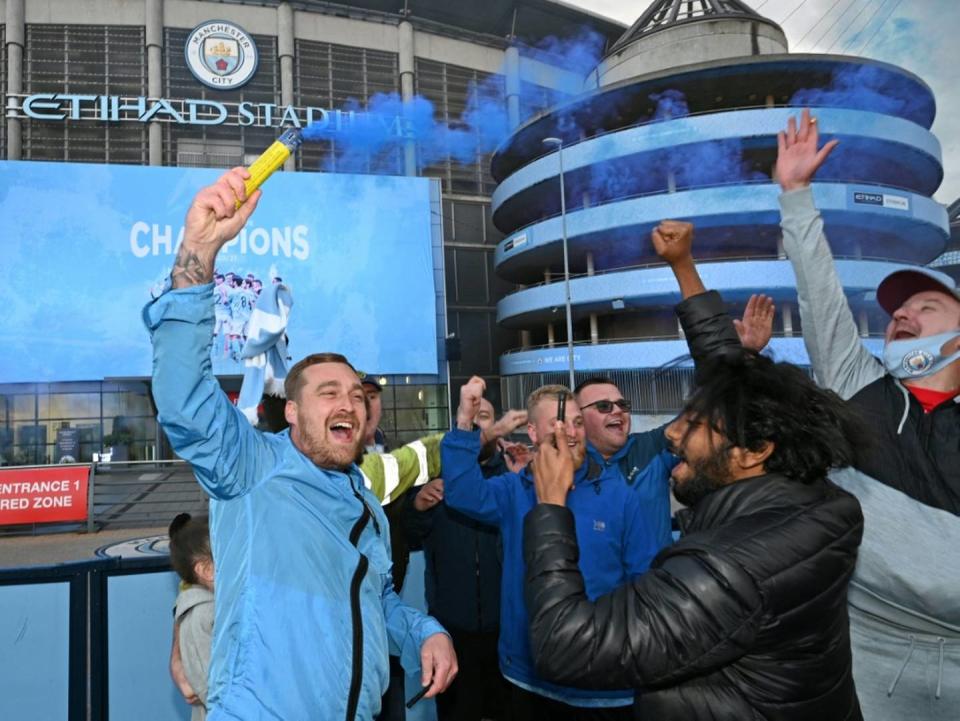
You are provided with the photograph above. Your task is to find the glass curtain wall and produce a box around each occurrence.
[0,382,158,466]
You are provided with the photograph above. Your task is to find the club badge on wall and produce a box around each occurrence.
[185,20,259,90]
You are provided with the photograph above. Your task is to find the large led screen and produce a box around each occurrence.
[0,160,440,383]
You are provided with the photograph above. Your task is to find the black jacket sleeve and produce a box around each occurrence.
[523,504,764,689]
[675,290,744,378]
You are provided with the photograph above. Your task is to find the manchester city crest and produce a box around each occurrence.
[185,20,258,90]
[901,348,934,375]
[203,36,241,76]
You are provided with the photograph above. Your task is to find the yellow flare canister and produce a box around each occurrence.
[235,128,304,208]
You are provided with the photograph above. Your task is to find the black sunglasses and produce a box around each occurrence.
[581,399,631,414]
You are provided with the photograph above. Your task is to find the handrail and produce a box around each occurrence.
[0,458,188,470]
[500,102,923,177]
[501,332,887,355]
[497,176,936,239]
[506,254,926,289]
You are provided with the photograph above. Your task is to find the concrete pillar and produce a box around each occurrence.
[767,95,778,181]
[505,44,520,130]
[586,251,598,343]
[146,0,163,165]
[5,0,25,160]
[278,2,296,170]
[520,329,531,348]
[544,269,555,346]
[782,301,793,337]
[776,234,785,259]
[857,309,869,338]
[398,21,416,175]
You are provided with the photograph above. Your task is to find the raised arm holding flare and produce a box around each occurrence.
[777,108,960,718]
[144,168,455,721]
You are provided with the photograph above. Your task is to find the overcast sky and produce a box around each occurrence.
[571,0,960,204]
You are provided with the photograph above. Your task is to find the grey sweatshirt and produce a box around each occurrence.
[175,585,214,721]
[780,187,960,718]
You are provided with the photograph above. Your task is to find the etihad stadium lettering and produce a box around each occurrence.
[9,92,404,133]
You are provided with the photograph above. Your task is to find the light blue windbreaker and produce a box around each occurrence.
[144,284,445,721]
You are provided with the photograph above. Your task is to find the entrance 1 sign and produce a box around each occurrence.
[0,466,90,525]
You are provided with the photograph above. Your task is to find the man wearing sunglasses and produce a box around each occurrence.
[575,273,775,503]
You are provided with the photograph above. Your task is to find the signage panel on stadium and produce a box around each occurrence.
[852,190,910,212]
[0,466,90,525]
[11,92,404,132]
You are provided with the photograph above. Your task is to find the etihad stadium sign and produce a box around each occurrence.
[6,92,404,134]
[4,20,402,132]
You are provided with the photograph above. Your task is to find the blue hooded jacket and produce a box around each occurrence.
[440,428,675,707]
[145,284,445,721]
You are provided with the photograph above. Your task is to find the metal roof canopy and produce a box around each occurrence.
[608,0,780,55]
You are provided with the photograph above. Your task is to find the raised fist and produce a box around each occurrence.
[456,376,487,429]
[651,220,694,266]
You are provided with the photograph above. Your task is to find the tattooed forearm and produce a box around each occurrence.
[170,245,213,288]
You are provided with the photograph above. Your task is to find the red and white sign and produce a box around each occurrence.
[0,465,90,525]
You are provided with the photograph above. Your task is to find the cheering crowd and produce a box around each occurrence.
[146,110,960,720]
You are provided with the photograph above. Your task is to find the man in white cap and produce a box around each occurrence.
[776,108,959,719]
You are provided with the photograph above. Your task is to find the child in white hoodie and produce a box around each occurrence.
[169,513,215,721]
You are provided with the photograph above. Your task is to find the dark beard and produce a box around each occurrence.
[672,447,731,507]
[295,415,364,471]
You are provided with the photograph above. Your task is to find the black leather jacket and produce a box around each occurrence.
[524,472,864,720]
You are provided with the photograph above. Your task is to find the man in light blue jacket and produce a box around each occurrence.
[145,167,456,721]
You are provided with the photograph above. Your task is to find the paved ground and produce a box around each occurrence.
[0,525,168,568]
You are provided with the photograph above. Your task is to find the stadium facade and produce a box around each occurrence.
[0,0,624,465]
[491,0,952,417]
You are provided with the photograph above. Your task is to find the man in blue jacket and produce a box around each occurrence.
[145,168,456,721]
[575,295,774,497]
[575,377,670,493]
[440,378,675,719]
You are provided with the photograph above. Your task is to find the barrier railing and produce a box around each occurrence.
[88,460,208,532]
[0,555,188,721]
[0,460,207,537]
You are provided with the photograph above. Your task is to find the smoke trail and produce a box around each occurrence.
[649,89,689,120]
[789,63,932,127]
[299,29,607,174]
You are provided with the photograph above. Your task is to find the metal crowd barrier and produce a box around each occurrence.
[0,555,187,721]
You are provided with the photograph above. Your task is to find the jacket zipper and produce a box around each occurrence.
[345,485,375,721]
